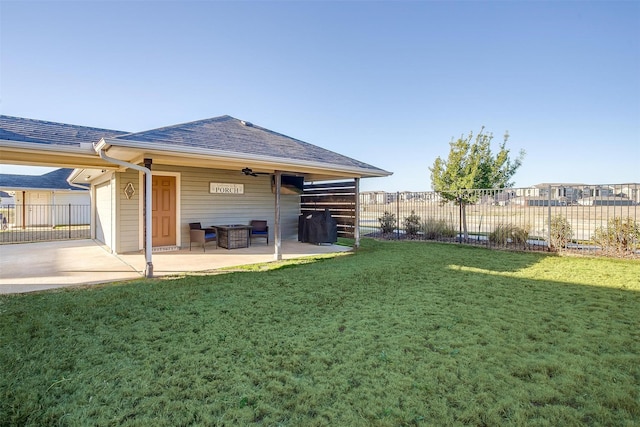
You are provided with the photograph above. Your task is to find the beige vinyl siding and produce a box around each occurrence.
[153,165,301,248]
[115,169,141,253]
[109,165,302,252]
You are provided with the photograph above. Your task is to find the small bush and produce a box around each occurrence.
[422,217,457,240]
[404,211,421,236]
[592,217,640,255]
[489,223,530,248]
[549,214,572,250]
[378,211,397,234]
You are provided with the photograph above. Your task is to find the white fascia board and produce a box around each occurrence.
[0,186,86,192]
[0,139,96,155]
[100,138,392,178]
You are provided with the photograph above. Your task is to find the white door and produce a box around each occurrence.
[26,191,51,226]
[95,182,113,247]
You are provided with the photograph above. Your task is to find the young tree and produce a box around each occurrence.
[429,127,525,240]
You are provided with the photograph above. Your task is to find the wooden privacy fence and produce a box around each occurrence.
[301,181,357,238]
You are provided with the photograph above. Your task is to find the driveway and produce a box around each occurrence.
[0,239,352,294]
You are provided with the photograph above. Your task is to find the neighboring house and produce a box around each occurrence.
[0,168,90,226]
[511,196,563,207]
[534,183,586,204]
[0,190,15,205]
[0,115,391,276]
[609,183,640,204]
[360,191,388,205]
[514,187,541,198]
[577,196,635,206]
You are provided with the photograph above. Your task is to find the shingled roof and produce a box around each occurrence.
[113,115,385,173]
[0,168,85,191]
[1,115,390,178]
[0,116,128,146]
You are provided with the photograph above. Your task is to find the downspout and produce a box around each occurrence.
[96,146,154,278]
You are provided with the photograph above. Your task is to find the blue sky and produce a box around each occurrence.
[1,0,638,192]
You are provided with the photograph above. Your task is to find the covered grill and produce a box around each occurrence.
[298,209,338,244]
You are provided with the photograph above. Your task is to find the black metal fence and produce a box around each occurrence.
[360,184,640,257]
[0,204,91,244]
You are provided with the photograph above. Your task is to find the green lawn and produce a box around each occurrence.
[1,239,639,426]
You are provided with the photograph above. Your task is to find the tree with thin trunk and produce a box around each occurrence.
[429,127,525,241]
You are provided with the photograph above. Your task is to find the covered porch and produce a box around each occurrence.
[0,239,352,294]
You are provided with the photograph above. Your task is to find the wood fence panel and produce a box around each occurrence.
[302,181,357,238]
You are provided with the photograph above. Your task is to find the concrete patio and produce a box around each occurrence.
[0,239,352,294]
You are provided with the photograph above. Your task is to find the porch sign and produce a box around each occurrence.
[209,182,244,195]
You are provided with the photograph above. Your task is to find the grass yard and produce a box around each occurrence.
[1,239,639,426]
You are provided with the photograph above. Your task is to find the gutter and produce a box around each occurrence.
[66,170,90,191]
[100,137,393,178]
[95,138,153,278]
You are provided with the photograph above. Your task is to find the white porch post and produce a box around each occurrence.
[274,170,282,260]
[354,177,360,249]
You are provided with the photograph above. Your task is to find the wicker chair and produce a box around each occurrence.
[189,222,217,252]
[250,220,269,245]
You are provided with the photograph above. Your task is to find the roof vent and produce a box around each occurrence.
[241,120,253,127]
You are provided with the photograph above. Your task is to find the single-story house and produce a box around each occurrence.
[0,115,391,276]
[0,168,90,227]
[577,196,635,206]
[511,196,563,207]
[0,190,15,206]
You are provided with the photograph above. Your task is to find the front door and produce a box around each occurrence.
[152,175,176,247]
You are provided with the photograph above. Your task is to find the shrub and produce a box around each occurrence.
[422,217,457,240]
[549,214,572,251]
[592,217,640,255]
[489,223,530,248]
[404,211,421,236]
[378,211,397,234]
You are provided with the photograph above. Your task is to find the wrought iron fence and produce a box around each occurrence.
[0,204,91,244]
[360,184,640,257]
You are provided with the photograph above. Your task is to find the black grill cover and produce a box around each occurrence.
[298,209,338,244]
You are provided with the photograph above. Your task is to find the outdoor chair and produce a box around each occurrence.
[189,222,217,252]
[250,220,269,245]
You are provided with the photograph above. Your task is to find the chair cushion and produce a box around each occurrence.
[205,232,216,239]
[252,231,268,235]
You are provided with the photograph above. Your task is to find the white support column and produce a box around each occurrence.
[274,170,282,261]
[354,177,360,249]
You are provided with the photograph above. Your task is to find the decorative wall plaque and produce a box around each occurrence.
[124,182,135,199]
[209,183,244,194]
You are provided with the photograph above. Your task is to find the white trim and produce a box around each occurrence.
[99,137,392,178]
[0,139,95,155]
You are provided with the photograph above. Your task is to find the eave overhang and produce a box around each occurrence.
[0,139,118,169]
[96,138,392,181]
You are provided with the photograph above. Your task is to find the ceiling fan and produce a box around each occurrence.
[242,167,270,177]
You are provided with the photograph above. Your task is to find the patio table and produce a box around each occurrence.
[213,224,252,249]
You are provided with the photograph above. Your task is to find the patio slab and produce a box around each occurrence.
[0,239,352,294]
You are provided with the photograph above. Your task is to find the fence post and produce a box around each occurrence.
[69,203,72,239]
[396,191,400,240]
[547,185,552,251]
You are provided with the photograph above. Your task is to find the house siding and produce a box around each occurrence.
[164,165,300,247]
[111,165,301,253]
[116,169,141,253]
